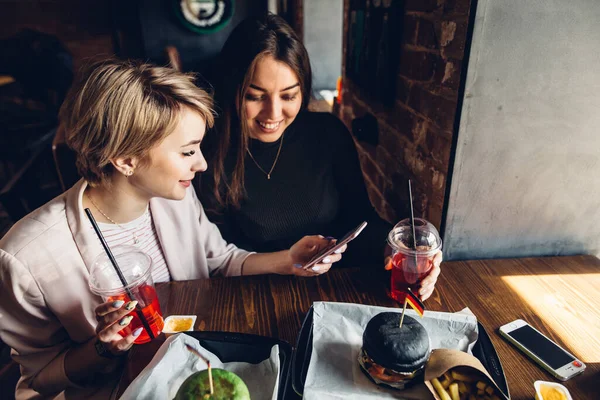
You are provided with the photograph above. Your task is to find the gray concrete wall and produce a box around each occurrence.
[303,0,343,91]
[444,0,600,260]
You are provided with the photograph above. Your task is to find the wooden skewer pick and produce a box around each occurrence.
[208,361,214,395]
[399,297,408,328]
[185,344,214,395]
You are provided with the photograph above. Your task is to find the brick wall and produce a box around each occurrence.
[338,0,472,230]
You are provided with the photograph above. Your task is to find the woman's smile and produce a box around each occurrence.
[256,119,283,133]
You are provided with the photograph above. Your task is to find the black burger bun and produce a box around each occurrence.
[362,312,431,373]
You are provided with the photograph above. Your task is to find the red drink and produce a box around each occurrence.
[107,284,164,344]
[387,218,441,304]
[90,246,164,345]
[389,252,434,303]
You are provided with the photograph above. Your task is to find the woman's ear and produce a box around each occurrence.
[110,156,139,177]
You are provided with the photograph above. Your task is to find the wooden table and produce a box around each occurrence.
[119,255,600,399]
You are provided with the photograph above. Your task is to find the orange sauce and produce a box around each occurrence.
[539,384,567,400]
[166,317,193,332]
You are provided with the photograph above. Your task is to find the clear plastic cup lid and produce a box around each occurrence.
[88,245,153,295]
[387,218,442,255]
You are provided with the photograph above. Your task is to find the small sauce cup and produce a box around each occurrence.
[534,380,572,400]
[163,315,197,337]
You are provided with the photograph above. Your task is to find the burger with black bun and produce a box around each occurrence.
[359,312,431,390]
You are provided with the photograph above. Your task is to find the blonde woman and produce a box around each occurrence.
[0,59,345,399]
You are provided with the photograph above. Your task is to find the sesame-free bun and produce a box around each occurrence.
[362,312,431,373]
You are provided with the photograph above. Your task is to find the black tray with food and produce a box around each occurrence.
[183,331,292,400]
[290,306,510,399]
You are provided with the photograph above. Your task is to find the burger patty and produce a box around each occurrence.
[360,349,417,383]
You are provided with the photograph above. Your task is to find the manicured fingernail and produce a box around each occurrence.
[132,327,143,336]
[112,300,125,308]
[124,301,138,311]
[322,257,331,263]
[324,236,336,240]
[119,315,133,326]
[312,266,320,272]
[293,263,303,269]
[334,248,343,254]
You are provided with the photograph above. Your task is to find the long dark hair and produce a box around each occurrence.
[205,13,312,209]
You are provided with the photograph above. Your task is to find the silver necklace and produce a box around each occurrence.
[86,192,140,244]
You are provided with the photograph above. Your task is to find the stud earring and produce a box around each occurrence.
[126,170,133,177]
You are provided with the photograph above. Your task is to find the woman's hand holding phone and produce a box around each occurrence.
[281,222,366,277]
[287,235,347,276]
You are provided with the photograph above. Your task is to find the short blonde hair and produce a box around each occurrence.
[60,58,215,186]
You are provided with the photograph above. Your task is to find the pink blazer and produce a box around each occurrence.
[0,180,252,399]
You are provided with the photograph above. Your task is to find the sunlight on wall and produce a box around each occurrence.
[502,274,600,363]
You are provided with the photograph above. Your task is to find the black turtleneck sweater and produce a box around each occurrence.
[199,111,392,268]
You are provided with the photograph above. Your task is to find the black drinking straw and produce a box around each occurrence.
[85,208,155,340]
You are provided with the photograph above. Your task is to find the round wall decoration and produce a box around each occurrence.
[174,0,235,34]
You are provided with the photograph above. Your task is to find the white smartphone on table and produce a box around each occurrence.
[302,221,368,270]
[498,319,585,381]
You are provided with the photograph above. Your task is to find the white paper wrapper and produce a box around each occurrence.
[120,333,281,400]
[303,302,479,400]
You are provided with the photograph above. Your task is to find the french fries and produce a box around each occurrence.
[431,378,452,400]
[449,382,460,400]
[429,367,503,400]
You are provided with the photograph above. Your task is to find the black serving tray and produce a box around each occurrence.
[291,306,510,399]
[182,331,292,400]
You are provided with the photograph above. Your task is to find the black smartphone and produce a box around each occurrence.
[302,221,368,270]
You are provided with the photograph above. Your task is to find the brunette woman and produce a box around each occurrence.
[199,14,441,297]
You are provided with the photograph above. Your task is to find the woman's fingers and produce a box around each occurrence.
[97,314,134,342]
[417,251,442,299]
[95,300,125,319]
[419,284,435,301]
[95,301,138,332]
[333,244,348,254]
[96,303,144,356]
[290,259,333,277]
[310,262,332,275]
[418,278,436,297]
[112,328,143,352]
[432,250,443,267]
[96,299,137,318]
[299,251,340,276]
[420,260,441,288]
[319,252,342,265]
[288,234,348,277]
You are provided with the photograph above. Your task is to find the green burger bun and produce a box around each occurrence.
[175,368,251,400]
